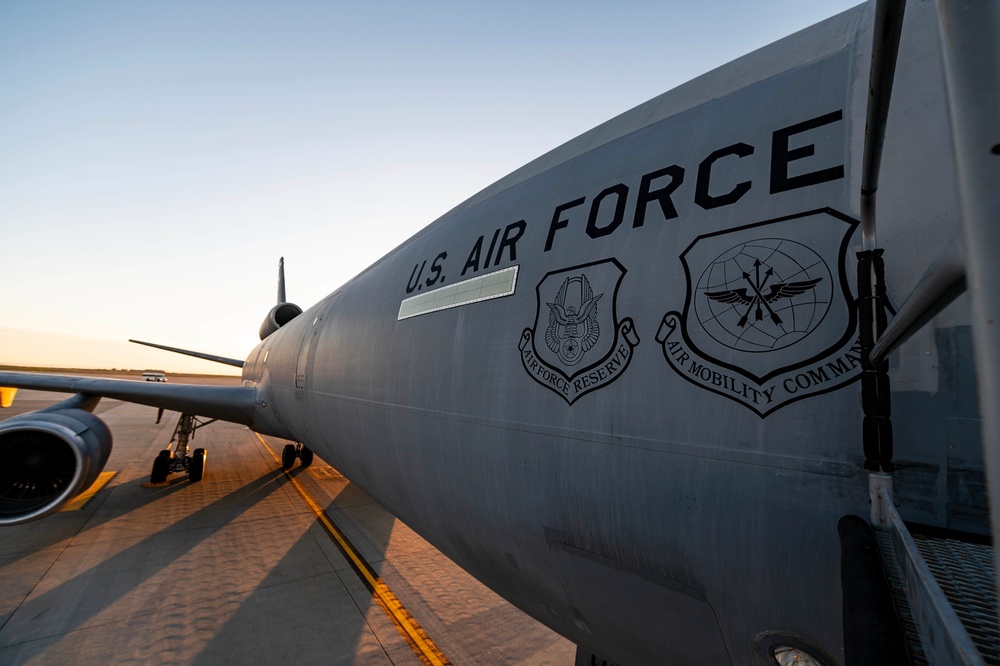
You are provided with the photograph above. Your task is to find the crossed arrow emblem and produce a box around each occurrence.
[704,259,822,328]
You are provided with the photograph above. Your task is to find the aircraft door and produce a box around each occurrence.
[295,295,337,394]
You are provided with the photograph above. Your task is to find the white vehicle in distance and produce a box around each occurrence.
[140,372,167,382]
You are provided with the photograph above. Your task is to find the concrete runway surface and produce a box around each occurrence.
[0,375,574,665]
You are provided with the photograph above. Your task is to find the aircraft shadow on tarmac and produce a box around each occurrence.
[0,469,317,663]
[187,513,404,665]
[0,473,193,573]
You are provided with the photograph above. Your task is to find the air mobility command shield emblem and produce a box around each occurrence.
[519,259,639,404]
[656,209,861,416]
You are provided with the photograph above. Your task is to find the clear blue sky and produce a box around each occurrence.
[0,0,861,374]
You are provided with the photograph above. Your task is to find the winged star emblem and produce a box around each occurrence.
[704,258,822,328]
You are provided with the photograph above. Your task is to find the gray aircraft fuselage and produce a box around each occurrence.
[0,2,985,664]
[234,3,980,663]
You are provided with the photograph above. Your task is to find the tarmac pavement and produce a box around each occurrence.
[0,378,574,665]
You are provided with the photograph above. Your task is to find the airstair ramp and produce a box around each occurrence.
[872,478,999,665]
[854,0,1000,662]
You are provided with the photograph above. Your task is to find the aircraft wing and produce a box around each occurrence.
[0,371,256,425]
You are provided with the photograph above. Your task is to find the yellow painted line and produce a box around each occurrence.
[254,432,450,666]
[60,471,117,511]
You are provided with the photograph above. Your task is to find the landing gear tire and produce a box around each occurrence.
[151,450,172,483]
[281,444,296,470]
[300,447,314,467]
[189,448,207,482]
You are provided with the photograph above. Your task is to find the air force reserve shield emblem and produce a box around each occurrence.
[520,259,639,404]
[656,209,861,417]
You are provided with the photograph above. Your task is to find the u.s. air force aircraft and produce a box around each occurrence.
[2,1,999,664]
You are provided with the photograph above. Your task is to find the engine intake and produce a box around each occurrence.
[0,406,113,525]
[259,302,303,340]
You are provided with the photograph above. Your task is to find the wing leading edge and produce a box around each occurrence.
[0,371,256,425]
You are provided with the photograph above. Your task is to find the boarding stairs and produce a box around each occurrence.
[871,478,998,665]
[853,1,1000,664]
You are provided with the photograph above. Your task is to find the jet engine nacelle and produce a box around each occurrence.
[0,405,113,525]
[258,302,302,340]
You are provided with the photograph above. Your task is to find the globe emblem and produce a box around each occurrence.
[694,238,832,353]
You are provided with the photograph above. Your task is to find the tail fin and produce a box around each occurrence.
[259,258,302,339]
[277,256,287,304]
